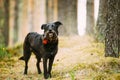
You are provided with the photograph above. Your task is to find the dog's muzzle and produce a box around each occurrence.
[48,31,54,38]
[44,30,58,41]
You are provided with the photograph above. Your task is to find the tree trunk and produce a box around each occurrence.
[58,0,78,35]
[18,0,29,42]
[0,0,5,46]
[0,0,9,46]
[13,0,19,43]
[86,0,94,36]
[46,0,58,22]
[95,0,107,42]
[32,0,46,33]
[9,0,21,46]
[46,0,54,22]
[9,0,15,46]
[105,0,120,58]
[4,0,9,46]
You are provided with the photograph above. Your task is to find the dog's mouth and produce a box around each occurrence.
[44,31,58,42]
[48,32,54,38]
[47,32,57,39]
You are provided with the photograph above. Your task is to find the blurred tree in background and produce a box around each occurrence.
[95,0,107,42]
[7,0,46,46]
[58,0,78,35]
[0,0,9,46]
[86,0,94,36]
[46,0,78,35]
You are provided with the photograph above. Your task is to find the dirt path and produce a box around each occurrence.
[1,36,96,80]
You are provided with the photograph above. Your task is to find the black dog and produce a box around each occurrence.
[19,21,62,79]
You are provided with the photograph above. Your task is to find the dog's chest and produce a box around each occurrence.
[44,43,58,51]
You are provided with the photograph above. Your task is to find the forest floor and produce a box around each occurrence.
[1,36,120,80]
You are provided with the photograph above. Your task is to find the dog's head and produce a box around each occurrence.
[41,21,62,42]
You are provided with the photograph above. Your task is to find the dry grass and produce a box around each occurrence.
[1,35,120,80]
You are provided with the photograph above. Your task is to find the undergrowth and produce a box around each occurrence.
[0,45,11,59]
[0,44,22,59]
[0,44,23,78]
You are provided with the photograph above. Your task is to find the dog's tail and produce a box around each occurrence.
[19,56,24,60]
[19,33,31,61]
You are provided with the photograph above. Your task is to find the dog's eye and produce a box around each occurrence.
[52,25,54,28]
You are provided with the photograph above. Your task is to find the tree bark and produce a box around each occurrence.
[105,0,120,58]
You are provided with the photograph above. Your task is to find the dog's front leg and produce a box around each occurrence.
[43,58,49,79]
[48,57,55,77]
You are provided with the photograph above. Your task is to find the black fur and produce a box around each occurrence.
[19,21,62,79]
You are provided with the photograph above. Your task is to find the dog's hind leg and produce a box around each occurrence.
[36,56,42,74]
[23,48,31,74]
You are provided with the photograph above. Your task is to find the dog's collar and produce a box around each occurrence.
[41,35,47,45]
[42,35,58,45]
[43,39,48,45]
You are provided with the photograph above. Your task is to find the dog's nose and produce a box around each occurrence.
[49,29,52,32]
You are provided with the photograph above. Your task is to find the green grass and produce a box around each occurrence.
[0,43,23,59]
[0,46,11,59]
[69,71,75,80]
[7,43,23,56]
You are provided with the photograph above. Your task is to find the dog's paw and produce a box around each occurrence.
[38,71,42,74]
[44,73,50,79]
[24,71,27,75]
[24,73,27,75]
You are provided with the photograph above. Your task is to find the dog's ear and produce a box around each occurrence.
[41,24,46,30]
[54,21,62,27]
